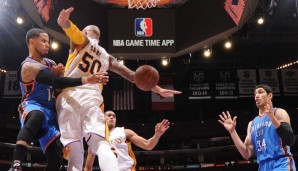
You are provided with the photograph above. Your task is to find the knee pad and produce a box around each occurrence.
[17,111,46,143]
[25,110,47,138]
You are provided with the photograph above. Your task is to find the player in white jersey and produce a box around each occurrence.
[56,7,181,171]
[84,110,170,171]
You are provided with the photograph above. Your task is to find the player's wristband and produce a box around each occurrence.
[63,20,85,45]
[276,122,295,146]
[36,70,82,89]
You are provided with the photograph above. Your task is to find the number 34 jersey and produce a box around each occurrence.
[250,108,293,164]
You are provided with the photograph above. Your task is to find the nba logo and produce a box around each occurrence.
[135,18,153,37]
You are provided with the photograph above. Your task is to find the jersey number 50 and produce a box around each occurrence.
[78,53,102,74]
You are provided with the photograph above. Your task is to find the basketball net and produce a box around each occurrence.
[128,0,160,9]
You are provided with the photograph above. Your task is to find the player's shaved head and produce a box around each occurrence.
[83,25,100,40]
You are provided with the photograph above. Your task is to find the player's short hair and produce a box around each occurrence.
[104,110,116,115]
[255,84,273,94]
[26,28,47,44]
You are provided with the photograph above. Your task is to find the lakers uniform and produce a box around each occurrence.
[56,38,109,146]
[18,57,60,152]
[110,127,136,171]
[250,108,296,171]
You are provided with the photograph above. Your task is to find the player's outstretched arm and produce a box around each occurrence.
[57,7,88,52]
[126,119,170,150]
[108,55,135,82]
[152,86,182,98]
[57,7,74,28]
[22,62,106,88]
[108,56,182,97]
[218,111,253,159]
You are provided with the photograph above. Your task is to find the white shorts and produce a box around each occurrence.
[56,88,107,146]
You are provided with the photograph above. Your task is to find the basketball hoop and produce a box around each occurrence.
[128,0,160,9]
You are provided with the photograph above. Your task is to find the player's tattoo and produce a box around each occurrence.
[22,62,43,83]
[108,56,135,83]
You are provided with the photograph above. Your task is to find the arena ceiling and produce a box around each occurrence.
[0,0,297,69]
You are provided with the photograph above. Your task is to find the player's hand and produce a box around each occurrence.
[52,63,65,76]
[57,7,74,28]
[218,111,237,133]
[84,71,109,85]
[264,98,274,119]
[152,86,182,98]
[155,119,170,137]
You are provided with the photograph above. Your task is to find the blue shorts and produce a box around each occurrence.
[259,156,296,171]
[19,101,60,153]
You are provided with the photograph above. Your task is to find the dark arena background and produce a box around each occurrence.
[0,0,298,170]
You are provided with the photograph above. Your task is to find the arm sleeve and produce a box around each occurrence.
[276,122,295,146]
[35,70,82,89]
[63,20,85,45]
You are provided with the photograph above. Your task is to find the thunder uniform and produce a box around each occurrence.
[56,38,109,146]
[250,108,296,171]
[110,127,137,171]
[18,57,60,152]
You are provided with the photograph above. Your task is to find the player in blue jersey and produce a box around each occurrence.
[219,84,296,171]
[10,28,108,171]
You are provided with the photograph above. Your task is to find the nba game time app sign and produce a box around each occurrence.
[108,9,175,53]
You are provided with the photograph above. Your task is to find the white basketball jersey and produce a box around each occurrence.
[56,38,110,145]
[110,127,136,171]
[64,37,109,92]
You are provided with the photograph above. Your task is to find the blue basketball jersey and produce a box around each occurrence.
[17,57,60,152]
[250,108,293,164]
[18,57,56,112]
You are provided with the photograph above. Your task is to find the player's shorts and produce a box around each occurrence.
[56,88,107,147]
[258,156,296,171]
[19,101,60,153]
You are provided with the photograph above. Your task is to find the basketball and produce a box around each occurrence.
[134,65,159,91]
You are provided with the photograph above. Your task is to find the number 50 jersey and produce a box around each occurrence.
[64,38,109,92]
[56,37,110,146]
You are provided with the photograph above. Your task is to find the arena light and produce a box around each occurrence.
[51,41,59,50]
[0,68,7,73]
[118,59,124,65]
[117,59,124,65]
[224,37,232,49]
[161,57,169,66]
[257,16,264,25]
[203,48,212,58]
[276,60,298,70]
[16,16,23,24]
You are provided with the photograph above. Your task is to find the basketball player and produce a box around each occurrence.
[11,28,105,171]
[219,84,296,171]
[56,7,181,171]
[84,110,170,171]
